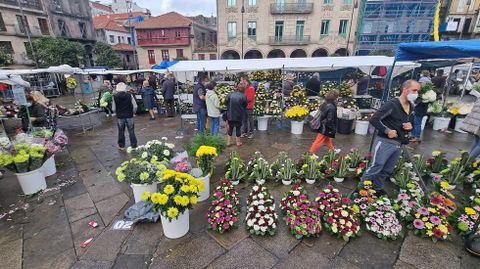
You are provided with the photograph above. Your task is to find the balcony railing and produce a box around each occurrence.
[269,35,311,45]
[0,0,42,10]
[270,3,313,14]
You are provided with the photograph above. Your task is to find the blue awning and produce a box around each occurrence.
[395,40,480,62]
[152,61,178,70]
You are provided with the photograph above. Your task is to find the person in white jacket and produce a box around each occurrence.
[205,81,221,135]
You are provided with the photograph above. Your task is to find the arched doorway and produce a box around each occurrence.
[312,48,328,57]
[290,49,307,58]
[333,48,349,56]
[244,50,263,59]
[267,49,285,58]
[221,50,240,59]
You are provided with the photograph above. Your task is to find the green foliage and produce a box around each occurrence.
[0,49,13,66]
[183,133,227,157]
[27,37,85,67]
[93,42,122,68]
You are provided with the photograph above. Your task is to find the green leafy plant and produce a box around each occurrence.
[225,151,247,183]
[183,133,227,157]
[93,42,122,68]
[27,37,86,67]
[271,151,289,177]
[277,158,297,182]
[248,157,271,183]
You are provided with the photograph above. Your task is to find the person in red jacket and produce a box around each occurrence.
[240,75,255,139]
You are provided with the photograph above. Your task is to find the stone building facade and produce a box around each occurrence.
[217,0,360,59]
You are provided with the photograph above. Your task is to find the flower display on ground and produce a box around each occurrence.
[0,141,47,173]
[128,139,175,162]
[225,151,247,183]
[284,106,309,122]
[195,145,217,176]
[207,178,240,233]
[365,197,403,240]
[246,185,278,236]
[427,150,448,174]
[393,191,420,222]
[456,206,480,238]
[115,157,167,185]
[351,180,377,218]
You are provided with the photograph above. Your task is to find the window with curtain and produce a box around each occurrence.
[227,0,236,7]
[227,22,237,39]
[321,20,330,36]
[248,21,257,40]
[249,0,257,5]
[339,20,348,37]
[324,0,332,5]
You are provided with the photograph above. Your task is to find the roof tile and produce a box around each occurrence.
[134,11,192,29]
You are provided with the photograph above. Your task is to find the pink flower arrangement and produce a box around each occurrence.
[207,178,240,234]
[175,162,191,173]
[365,197,403,240]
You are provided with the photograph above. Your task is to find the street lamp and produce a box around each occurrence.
[345,0,358,56]
[241,1,245,59]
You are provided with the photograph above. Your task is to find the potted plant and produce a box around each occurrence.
[355,114,371,135]
[115,156,167,203]
[143,170,204,239]
[300,153,320,184]
[246,185,278,235]
[128,138,175,162]
[428,101,450,131]
[225,151,246,185]
[277,158,297,185]
[207,178,240,233]
[0,142,48,195]
[248,157,271,185]
[337,97,358,135]
[284,106,309,135]
[346,148,362,172]
[254,83,272,131]
[439,159,465,190]
[331,156,350,183]
[270,151,289,177]
[194,145,217,201]
[427,150,448,175]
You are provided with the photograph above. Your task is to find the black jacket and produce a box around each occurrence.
[162,79,175,100]
[226,91,247,122]
[318,102,337,138]
[414,102,429,117]
[113,92,137,119]
[370,98,413,144]
[306,78,320,96]
[19,102,46,131]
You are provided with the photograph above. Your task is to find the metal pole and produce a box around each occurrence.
[443,62,456,109]
[127,2,138,69]
[345,0,357,55]
[460,60,474,100]
[16,0,39,68]
[241,2,245,59]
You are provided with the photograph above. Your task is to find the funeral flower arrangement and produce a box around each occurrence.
[144,170,204,221]
[270,151,289,177]
[365,197,403,240]
[195,145,217,176]
[456,206,479,238]
[284,106,309,122]
[351,180,377,218]
[248,156,272,185]
[115,156,167,185]
[207,178,240,233]
[246,185,278,235]
[298,153,321,181]
[127,138,175,162]
[427,150,448,174]
[225,151,247,183]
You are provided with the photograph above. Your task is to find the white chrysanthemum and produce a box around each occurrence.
[163,150,170,157]
[141,152,148,159]
[254,225,260,231]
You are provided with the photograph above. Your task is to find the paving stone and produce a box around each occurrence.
[252,219,300,259]
[328,256,361,269]
[207,205,249,250]
[112,254,150,269]
[81,229,130,261]
[81,170,114,188]
[393,260,417,269]
[339,231,403,269]
[153,233,193,256]
[24,247,76,269]
[64,193,97,222]
[70,213,105,256]
[273,243,329,269]
[0,239,22,269]
[96,193,129,226]
[302,233,347,259]
[23,195,66,239]
[71,260,113,269]
[123,222,163,255]
[211,238,278,269]
[87,181,124,203]
[189,201,210,234]
[70,147,97,165]
[398,233,461,269]
[62,180,88,200]
[150,233,225,269]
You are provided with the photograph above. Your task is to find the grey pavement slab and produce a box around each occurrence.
[251,220,300,259]
[393,260,417,269]
[62,179,88,200]
[189,201,210,234]
[64,192,97,223]
[112,254,151,269]
[0,239,22,269]
[273,243,330,269]
[23,247,76,269]
[150,233,225,269]
[95,193,129,226]
[123,222,163,255]
[328,256,361,269]
[69,147,98,165]
[211,238,278,269]
[71,213,106,256]
[86,181,124,203]
[339,231,403,269]
[81,170,115,188]
[302,234,347,259]
[81,229,130,261]
[153,232,193,256]
[71,260,113,269]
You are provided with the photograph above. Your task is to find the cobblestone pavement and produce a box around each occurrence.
[0,112,478,269]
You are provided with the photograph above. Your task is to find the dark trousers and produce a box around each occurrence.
[228,120,242,137]
[242,109,254,134]
[165,99,175,117]
[117,118,137,148]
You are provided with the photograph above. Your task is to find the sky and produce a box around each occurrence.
[102,0,217,16]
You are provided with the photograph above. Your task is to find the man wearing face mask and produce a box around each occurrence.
[359,80,421,195]
[193,74,209,133]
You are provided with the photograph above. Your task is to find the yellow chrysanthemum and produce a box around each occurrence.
[465,207,477,215]
[150,193,161,204]
[364,180,372,186]
[181,185,190,193]
[432,151,441,157]
[425,222,434,229]
[189,185,198,193]
[438,224,448,234]
[141,191,151,201]
[115,167,124,176]
[157,194,169,205]
[167,207,179,218]
[174,195,183,205]
[196,145,218,157]
[164,185,175,195]
[440,181,450,190]
[190,196,198,205]
[117,174,126,182]
[139,172,149,181]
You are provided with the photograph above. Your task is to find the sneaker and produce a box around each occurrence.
[118,146,125,151]
[241,133,247,138]
[248,133,254,139]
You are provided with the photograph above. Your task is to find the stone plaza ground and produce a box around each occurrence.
[0,111,479,269]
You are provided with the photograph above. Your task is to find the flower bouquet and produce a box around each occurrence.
[254,83,270,117]
[347,148,362,171]
[246,185,278,236]
[276,158,297,185]
[207,178,240,233]
[391,163,416,189]
[330,155,350,182]
[392,191,420,222]
[439,158,465,188]
[280,183,305,214]
[0,143,47,173]
[270,151,289,177]
[418,83,437,103]
[128,138,175,162]
[456,206,479,239]
[248,157,271,185]
[116,157,167,185]
[351,180,377,218]
[428,101,448,116]
[225,151,247,185]
[323,149,340,168]
[283,185,322,239]
[215,83,235,110]
[284,106,309,122]
[299,153,320,184]
[195,145,217,176]
[412,154,428,178]
[365,197,403,240]
[427,151,448,175]
[246,151,264,176]
[315,183,345,216]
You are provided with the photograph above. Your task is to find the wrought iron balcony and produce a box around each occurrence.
[0,0,42,10]
[269,35,311,45]
[270,3,313,14]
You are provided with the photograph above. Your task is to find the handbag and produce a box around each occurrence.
[309,110,322,130]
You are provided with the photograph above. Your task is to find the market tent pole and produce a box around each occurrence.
[382,60,397,101]
[442,61,456,109]
[460,60,475,100]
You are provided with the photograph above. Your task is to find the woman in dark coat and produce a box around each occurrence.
[140,80,158,120]
[309,90,339,153]
[226,82,248,147]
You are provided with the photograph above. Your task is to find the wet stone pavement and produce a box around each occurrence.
[0,113,478,269]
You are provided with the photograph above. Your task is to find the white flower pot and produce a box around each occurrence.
[161,209,189,239]
[291,121,304,135]
[355,120,369,135]
[257,116,270,131]
[42,155,56,177]
[455,118,467,133]
[348,167,356,172]
[16,168,47,195]
[447,184,456,190]
[433,117,450,131]
[421,116,428,130]
[305,178,315,184]
[256,179,265,185]
[282,179,292,185]
[130,182,158,203]
[334,177,345,183]
[231,180,239,185]
[198,173,210,202]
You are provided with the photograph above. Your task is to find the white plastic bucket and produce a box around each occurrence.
[257,116,269,131]
[42,155,56,177]
[161,209,189,239]
[16,168,47,195]
[421,116,428,130]
[355,120,369,135]
[433,117,450,131]
[198,174,210,202]
[305,178,315,184]
[130,182,158,203]
[291,121,304,135]
[334,177,345,183]
[455,118,467,133]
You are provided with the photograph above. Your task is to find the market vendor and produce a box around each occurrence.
[18,95,47,132]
